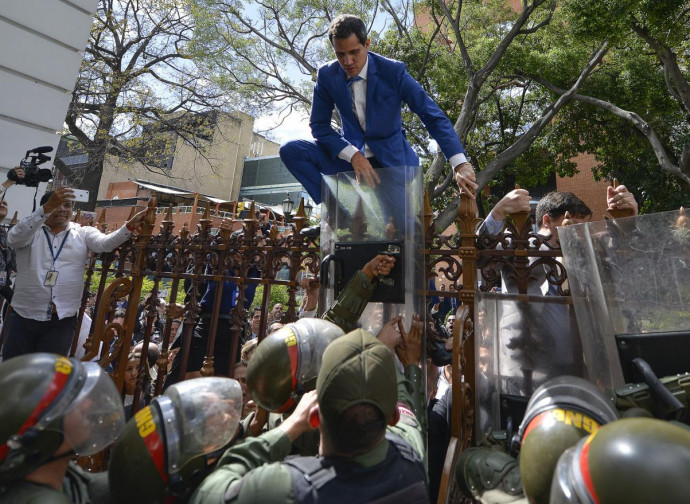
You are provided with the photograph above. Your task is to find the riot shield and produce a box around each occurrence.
[475,291,585,437]
[559,210,690,391]
[319,166,425,336]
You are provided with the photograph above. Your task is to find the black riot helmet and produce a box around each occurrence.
[246,318,344,412]
[0,353,125,484]
[108,377,243,503]
[518,376,618,504]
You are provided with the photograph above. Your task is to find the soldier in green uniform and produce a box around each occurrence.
[318,253,396,332]
[108,377,244,504]
[0,353,125,503]
[189,315,427,503]
[239,253,399,441]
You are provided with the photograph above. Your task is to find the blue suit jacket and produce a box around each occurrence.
[309,52,465,167]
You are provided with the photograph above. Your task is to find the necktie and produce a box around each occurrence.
[348,76,362,119]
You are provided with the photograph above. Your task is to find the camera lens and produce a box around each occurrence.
[37,169,52,182]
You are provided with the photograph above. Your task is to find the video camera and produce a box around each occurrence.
[8,146,53,187]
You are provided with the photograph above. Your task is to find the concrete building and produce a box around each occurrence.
[95,111,279,203]
[89,177,295,235]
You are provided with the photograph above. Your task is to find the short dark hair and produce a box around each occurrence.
[132,341,161,368]
[328,14,367,46]
[321,403,386,455]
[40,191,52,206]
[535,191,592,228]
[250,307,262,319]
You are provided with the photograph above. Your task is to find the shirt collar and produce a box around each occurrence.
[42,222,74,235]
[347,437,389,467]
[357,55,369,81]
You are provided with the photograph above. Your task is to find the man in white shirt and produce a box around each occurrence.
[1,186,144,360]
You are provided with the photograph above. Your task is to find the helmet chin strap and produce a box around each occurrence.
[45,447,75,465]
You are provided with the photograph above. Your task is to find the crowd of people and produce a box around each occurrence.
[0,166,645,503]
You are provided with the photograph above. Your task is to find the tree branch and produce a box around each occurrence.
[535,76,690,185]
[632,23,690,115]
[432,40,610,232]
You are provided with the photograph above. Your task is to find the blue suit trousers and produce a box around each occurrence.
[279,139,354,204]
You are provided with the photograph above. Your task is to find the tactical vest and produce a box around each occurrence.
[283,432,429,504]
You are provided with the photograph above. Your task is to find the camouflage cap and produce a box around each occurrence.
[316,328,397,424]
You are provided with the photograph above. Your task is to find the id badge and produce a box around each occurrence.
[0,271,6,284]
[44,270,59,287]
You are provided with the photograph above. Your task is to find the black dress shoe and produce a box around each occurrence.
[300,225,320,238]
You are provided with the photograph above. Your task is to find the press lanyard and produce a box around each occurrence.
[43,228,70,265]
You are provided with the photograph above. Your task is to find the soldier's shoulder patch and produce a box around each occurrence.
[396,402,418,426]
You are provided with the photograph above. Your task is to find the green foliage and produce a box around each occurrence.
[191,0,689,215]
[249,284,292,311]
[190,0,380,117]
[86,270,186,306]
[546,0,690,211]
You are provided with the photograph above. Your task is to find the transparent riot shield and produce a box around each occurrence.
[559,210,690,391]
[319,166,425,337]
[475,291,585,438]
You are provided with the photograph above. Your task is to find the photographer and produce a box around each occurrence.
[0,167,25,196]
[1,186,146,360]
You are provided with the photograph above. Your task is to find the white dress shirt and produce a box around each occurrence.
[337,56,468,168]
[8,207,132,321]
[338,58,374,161]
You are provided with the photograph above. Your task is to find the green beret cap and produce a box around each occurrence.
[316,328,397,424]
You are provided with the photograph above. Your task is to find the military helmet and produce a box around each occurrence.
[518,376,618,504]
[108,377,242,503]
[551,418,690,503]
[0,353,125,484]
[247,318,344,412]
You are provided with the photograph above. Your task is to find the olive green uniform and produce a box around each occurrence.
[190,364,425,504]
[321,270,377,333]
[238,268,382,453]
[0,462,110,504]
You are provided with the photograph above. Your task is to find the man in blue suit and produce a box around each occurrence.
[280,14,477,205]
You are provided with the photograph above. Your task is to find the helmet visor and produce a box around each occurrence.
[62,362,125,455]
[550,439,594,504]
[163,377,242,474]
[294,319,344,390]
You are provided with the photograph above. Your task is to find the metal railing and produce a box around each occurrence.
[0,193,574,501]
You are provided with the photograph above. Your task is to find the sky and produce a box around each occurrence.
[254,108,312,145]
[249,8,399,145]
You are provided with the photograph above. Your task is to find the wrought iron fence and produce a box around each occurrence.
[0,192,573,500]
